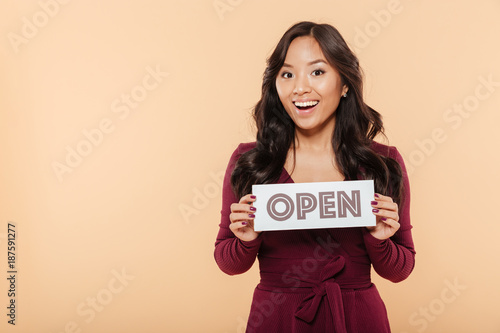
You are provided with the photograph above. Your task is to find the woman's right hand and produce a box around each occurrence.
[229,194,261,242]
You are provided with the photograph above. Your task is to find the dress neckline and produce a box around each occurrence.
[281,168,295,183]
[280,168,346,184]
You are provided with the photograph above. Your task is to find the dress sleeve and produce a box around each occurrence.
[214,144,263,275]
[363,146,416,283]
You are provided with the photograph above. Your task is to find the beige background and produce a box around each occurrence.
[1,0,499,332]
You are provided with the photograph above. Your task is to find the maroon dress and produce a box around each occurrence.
[214,142,416,333]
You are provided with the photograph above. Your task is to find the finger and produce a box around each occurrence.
[374,193,394,203]
[231,202,257,214]
[229,221,251,232]
[371,208,399,222]
[239,194,257,204]
[229,212,256,224]
[378,217,400,231]
[371,200,398,212]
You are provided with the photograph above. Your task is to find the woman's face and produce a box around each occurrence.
[276,36,347,135]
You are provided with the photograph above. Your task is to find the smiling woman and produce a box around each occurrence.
[214,21,415,332]
[276,36,347,136]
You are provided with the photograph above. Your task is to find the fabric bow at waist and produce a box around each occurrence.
[258,254,372,332]
[293,255,347,332]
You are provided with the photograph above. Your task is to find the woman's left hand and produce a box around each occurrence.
[366,193,400,240]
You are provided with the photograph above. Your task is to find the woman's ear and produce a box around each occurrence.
[342,85,349,97]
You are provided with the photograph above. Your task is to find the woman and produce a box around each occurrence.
[214,21,415,332]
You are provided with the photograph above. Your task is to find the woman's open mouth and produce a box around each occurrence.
[293,100,319,113]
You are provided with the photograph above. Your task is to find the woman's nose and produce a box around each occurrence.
[293,75,312,95]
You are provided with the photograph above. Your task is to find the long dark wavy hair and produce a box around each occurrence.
[231,21,403,204]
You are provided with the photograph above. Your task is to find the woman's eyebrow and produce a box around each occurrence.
[308,59,327,65]
[282,59,327,68]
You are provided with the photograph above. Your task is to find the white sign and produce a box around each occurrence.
[252,180,375,231]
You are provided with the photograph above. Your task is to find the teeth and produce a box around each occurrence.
[294,101,319,107]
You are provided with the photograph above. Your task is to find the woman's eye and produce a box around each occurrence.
[282,72,293,79]
[312,69,324,76]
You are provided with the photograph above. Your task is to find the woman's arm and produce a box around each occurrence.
[214,143,263,275]
[364,146,416,282]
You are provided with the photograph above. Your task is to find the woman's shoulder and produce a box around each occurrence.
[235,141,257,154]
[370,140,402,161]
[227,142,257,164]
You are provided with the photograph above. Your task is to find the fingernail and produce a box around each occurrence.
[250,195,256,199]
[381,217,387,221]
[248,214,255,218]
[250,207,256,211]
[242,221,248,226]
[372,209,379,213]
[374,194,380,198]
[371,201,378,206]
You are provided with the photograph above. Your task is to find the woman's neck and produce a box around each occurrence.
[293,121,335,153]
